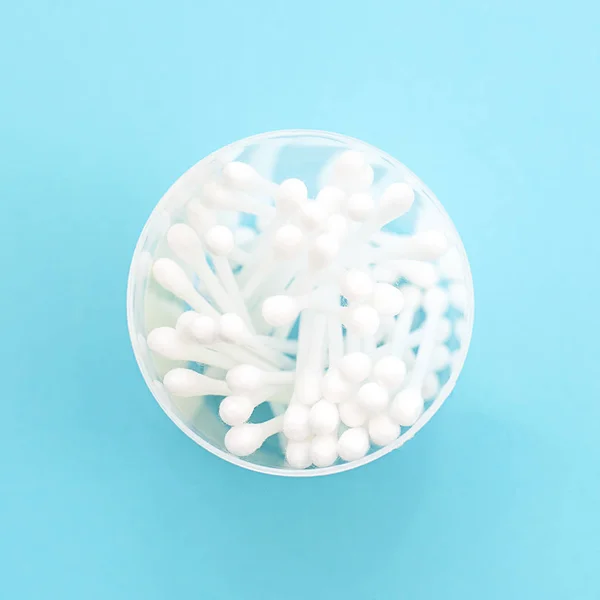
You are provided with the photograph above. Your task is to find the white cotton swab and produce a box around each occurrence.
[368,414,401,446]
[152,258,220,319]
[294,312,327,406]
[389,286,423,356]
[337,352,372,384]
[371,230,449,261]
[329,151,374,192]
[147,327,235,370]
[356,381,390,414]
[321,368,355,404]
[372,355,407,392]
[225,364,295,395]
[315,185,346,214]
[221,161,277,196]
[166,224,237,314]
[340,269,374,303]
[378,259,439,288]
[201,178,275,220]
[406,317,452,348]
[186,199,218,235]
[163,368,231,397]
[345,192,375,222]
[308,399,340,435]
[218,313,295,369]
[309,434,339,467]
[176,311,280,370]
[236,178,308,287]
[219,389,290,427]
[176,311,219,344]
[370,283,405,317]
[339,398,368,428]
[389,288,449,426]
[204,224,250,279]
[337,427,370,462]
[283,403,312,441]
[285,439,312,469]
[335,182,416,265]
[224,415,284,456]
[240,224,306,300]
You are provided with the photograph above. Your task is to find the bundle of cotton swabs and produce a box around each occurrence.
[147,150,468,469]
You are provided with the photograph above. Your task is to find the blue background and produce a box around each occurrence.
[1,1,599,598]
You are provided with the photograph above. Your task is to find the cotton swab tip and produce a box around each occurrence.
[338,352,372,384]
[262,295,300,327]
[219,395,254,426]
[337,427,370,462]
[204,225,235,256]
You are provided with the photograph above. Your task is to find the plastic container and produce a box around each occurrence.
[127,129,474,476]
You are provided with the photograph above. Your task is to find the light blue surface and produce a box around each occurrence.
[1,1,599,598]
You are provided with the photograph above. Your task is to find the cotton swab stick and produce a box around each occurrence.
[219,388,291,427]
[224,415,284,456]
[218,313,295,370]
[337,427,370,462]
[309,434,339,467]
[389,288,449,426]
[371,230,449,261]
[285,440,312,469]
[147,327,235,370]
[225,364,295,395]
[163,368,231,397]
[379,259,439,288]
[294,312,327,406]
[166,224,238,314]
[152,258,220,319]
[202,225,255,328]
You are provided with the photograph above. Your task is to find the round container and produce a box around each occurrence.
[127,129,474,476]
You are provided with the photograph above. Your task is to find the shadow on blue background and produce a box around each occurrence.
[1,1,598,598]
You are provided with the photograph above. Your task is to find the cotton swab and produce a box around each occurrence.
[202,179,275,219]
[370,283,405,317]
[283,403,312,442]
[339,399,368,428]
[309,434,339,467]
[225,364,295,395]
[236,178,308,287]
[321,368,355,403]
[315,185,346,213]
[222,161,277,195]
[378,259,439,288]
[337,427,370,462]
[330,150,374,192]
[147,327,235,370]
[285,439,312,469]
[166,224,237,314]
[203,224,251,290]
[163,368,231,397]
[218,313,295,369]
[371,230,449,261]
[346,192,375,222]
[368,414,401,446]
[176,311,219,345]
[356,381,390,414]
[219,390,290,427]
[389,288,449,426]
[372,355,407,391]
[337,352,372,384]
[294,312,327,406]
[152,258,220,319]
[405,317,452,348]
[308,399,340,435]
[224,415,284,456]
